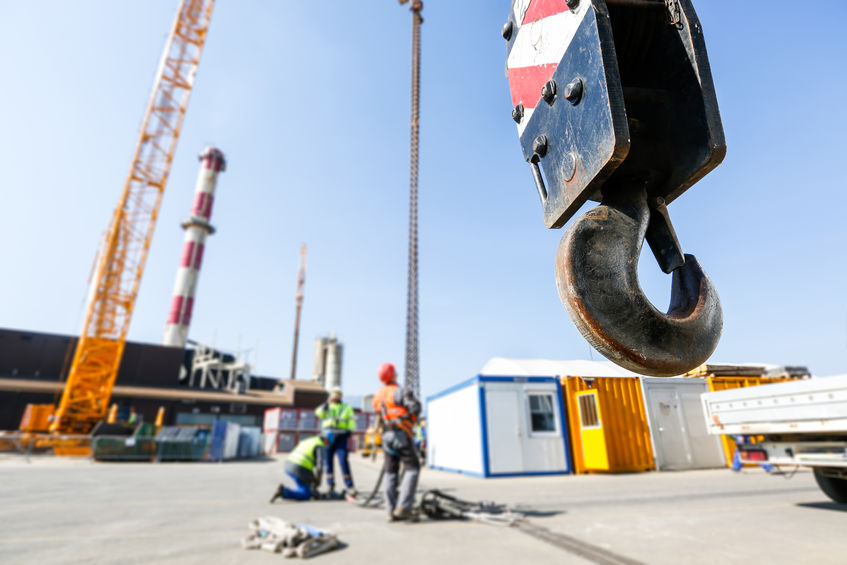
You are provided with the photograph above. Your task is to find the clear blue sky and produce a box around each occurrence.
[1,1,846,399]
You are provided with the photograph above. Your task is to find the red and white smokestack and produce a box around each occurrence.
[163,147,226,347]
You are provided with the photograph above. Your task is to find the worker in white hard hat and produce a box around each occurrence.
[315,386,356,496]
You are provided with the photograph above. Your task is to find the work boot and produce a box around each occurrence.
[391,508,419,523]
[269,486,285,503]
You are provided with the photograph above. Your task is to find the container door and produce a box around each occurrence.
[576,390,609,471]
[522,389,567,472]
[485,388,524,474]
[679,383,726,468]
[647,387,691,470]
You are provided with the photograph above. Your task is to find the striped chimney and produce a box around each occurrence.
[163,147,226,347]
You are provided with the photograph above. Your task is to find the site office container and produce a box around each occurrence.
[563,375,727,473]
[562,376,654,474]
[262,407,371,453]
[427,376,571,478]
[642,377,727,470]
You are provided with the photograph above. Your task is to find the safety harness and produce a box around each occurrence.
[376,383,415,437]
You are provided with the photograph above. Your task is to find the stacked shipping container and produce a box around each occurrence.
[263,407,373,453]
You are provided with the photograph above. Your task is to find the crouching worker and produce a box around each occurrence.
[270,433,330,502]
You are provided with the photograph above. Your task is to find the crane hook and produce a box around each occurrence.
[555,185,722,377]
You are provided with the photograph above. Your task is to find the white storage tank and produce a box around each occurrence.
[427,376,571,477]
[312,334,342,389]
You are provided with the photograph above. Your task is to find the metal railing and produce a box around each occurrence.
[0,432,93,461]
[0,427,269,462]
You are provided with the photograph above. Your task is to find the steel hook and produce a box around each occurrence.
[555,185,722,377]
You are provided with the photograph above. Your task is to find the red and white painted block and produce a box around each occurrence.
[506,0,589,137]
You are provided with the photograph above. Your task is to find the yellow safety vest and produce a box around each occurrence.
[287,436,324,471]
[315,402,355,432]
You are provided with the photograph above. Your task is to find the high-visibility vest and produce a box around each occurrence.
[287,436,324,471]
[315,402,355,432]
[373,383,415,436]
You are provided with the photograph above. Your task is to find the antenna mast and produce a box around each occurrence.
[289,244,307,380]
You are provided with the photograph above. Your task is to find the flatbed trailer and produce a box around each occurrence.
[702,375,847,503]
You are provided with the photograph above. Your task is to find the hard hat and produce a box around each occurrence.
[378,362,397,384]
[320,430,334,444]
[329,386,342,396]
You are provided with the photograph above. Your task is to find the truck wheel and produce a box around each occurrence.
[813,469,847,504]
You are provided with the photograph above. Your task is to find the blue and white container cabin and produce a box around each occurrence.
[426,361,571,477]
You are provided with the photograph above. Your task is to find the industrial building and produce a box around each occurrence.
[0,140,335,438]
[313,334,343,390]
[0,327,326,431]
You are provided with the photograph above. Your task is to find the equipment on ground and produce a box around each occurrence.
[48,0,216,435]
[242,517,340,558]
[703,375,847,503]
[355,464,387,509]
[505,0,725,377]
[420,490,525,526]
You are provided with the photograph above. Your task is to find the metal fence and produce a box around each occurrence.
[0,432,93,461]
[1,427,267,463]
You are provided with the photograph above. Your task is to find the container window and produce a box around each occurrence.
[528,393,556,433]
[578,393,601,429]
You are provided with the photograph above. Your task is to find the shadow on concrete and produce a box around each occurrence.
[796,501,847,513]
[94,455,279,465]
[513,508,566,518]
[225,455,278,464]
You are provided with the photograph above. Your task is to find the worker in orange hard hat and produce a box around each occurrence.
[372,362,421,522]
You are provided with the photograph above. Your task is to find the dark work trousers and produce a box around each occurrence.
[384,444,420,514]
[326,432,353,490]
[282,471,313,501]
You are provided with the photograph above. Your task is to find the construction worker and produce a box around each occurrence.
[270,432,330,502]
[415,417,426,463]
[372,362,421,521]
[315,386,356,495]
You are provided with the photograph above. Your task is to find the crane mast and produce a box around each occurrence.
[400,0,423,400]
[51,0,216,433]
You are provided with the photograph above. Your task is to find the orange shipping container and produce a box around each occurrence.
[562,376,654,474]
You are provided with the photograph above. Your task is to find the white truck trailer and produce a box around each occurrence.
[701,374,847,503]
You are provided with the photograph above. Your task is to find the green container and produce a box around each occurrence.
[92,436,158,461]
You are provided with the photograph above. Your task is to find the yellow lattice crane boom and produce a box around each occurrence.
[50,0,216,433]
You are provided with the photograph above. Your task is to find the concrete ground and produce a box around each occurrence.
[1,453,846,565]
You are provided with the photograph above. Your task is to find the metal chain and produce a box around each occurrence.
[404,1,423,400]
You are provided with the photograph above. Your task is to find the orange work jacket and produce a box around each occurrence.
[373,383,416,436]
